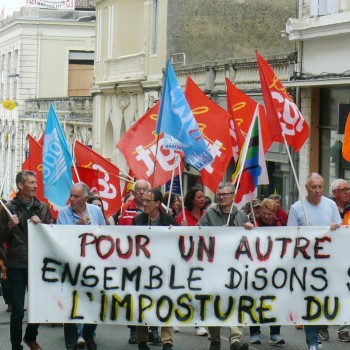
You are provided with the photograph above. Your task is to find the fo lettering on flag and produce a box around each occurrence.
[42,103,73,208]
[156,60,213,171]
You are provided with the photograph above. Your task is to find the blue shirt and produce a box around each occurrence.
[287,196,341,226]
[57,203,106,225]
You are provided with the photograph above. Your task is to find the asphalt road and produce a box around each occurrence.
[0,299,349,349]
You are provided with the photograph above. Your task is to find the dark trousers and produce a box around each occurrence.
[8,267,39,350]
[64,323,97,349]
[250,325,281,336]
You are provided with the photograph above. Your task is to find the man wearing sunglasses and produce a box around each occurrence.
[197,182,251,350]
[330,178,350,225]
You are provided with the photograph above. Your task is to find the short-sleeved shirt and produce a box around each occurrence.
[287,196,341,226]
[57,203,106,225]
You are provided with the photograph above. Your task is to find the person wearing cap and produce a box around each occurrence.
[243,198,261,224]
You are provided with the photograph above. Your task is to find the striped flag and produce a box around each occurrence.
[232,107,269,209]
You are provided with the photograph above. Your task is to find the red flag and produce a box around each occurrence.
[256,50,309,152]
[226,78,272,152]
[74,141,122,217]
[22,134,59,219]
[117,102,183,188]
[185,77,232,192]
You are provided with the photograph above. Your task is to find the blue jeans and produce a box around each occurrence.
[305,325,320,347]
[8,267,39,350]
[64,323,97,349]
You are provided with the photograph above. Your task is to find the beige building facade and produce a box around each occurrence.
[0,6,95,194]
[93,0,300,208]
[286,0,350,194]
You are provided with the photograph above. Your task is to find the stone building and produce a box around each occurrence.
[286,0,350,194]
[0,5,95,194]
[92,0,298,208]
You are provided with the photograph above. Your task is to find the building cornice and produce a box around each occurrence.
[286,12,350,40]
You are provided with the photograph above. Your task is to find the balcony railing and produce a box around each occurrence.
[104,53,146,82]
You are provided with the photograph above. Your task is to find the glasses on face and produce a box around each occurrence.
[308,185,323,190]
[335,187,350,193]
[134,188,148,193]
[216,192,234,198]
[142,199,156,204]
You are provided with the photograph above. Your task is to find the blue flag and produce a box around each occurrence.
[42,103,73,208]
[156,60,213,170]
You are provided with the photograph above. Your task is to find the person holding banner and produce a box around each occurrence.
[57,182,106,350]
[132,189,176,350]
[112,179,159,345]
[249,199,286,346]
[0,170,54,350]
[197,182,251,350]
[176,187,208,337]
[329,178,350,342]
[288,173,341,350]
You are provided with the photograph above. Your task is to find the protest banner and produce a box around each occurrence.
[29,223,350,326]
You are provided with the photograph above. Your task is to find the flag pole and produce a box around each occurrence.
[227,110,258,225]
[249,200,257,227]
[119,168,134,181]
[72,140,95,225]
[0,171,8,200]
[177,155,186,222]
[166,161,176,213]
[281,132,309,225]
[0,199,13,218]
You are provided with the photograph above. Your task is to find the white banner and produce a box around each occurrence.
[26,0,75,10]
[28,223,350,326]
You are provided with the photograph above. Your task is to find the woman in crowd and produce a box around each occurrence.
[87,196,110,225]
[176,187,208,337]
[249,198,286,346]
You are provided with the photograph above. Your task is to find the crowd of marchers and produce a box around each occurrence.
[0,170,350,350]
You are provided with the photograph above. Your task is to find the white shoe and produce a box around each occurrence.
[195,327,208,336]
[309,346,317,350]
[77,336,86,349]
[173,326,180,333]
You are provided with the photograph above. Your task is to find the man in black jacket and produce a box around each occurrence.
[0,170,54,350]
[132,189,176,350]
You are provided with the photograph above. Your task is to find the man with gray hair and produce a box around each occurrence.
[329,178,350,342]
[57,182,106,350]
[288,173,342,350]
[330,178,350,225]
[0,170,53,350]
[198,182,251,350]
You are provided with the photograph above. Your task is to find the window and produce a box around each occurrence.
[68,51,94,96]
[151,0,158,55]
[310,0,339,16]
